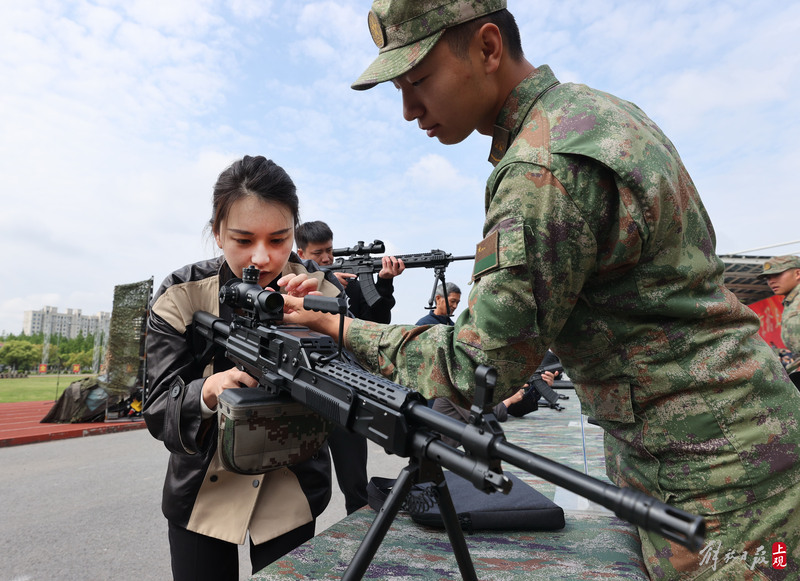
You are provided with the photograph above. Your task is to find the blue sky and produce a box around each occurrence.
[1,0,798,335]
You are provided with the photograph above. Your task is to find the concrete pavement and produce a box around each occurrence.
[0,427,405,581]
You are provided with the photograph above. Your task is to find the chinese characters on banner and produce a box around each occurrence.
[748,294,786,349]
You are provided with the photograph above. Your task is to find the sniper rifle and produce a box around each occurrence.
[191,265,705,580]
[326,239,474,310]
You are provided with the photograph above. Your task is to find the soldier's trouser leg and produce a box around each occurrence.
[327,426,369,514]
[638,484,800,580]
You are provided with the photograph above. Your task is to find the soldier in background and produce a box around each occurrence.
[760,254,800,388]
[283,1,800,578]
[296,220,404,514]
[415,282,461,326]
[296,220,404,324]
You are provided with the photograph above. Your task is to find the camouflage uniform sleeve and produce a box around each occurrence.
[782,291,800,372]
[783,301,800,353]
[345,163,596,404]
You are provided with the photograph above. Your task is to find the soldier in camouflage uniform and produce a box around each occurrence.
[284,1,800,578]
[760,254,800,387]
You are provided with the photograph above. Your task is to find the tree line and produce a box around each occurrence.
[0,332,102,373]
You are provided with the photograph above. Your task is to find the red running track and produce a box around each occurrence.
[0,400,146,447]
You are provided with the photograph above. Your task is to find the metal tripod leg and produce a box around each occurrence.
[343,463,416,580]
[432,471,478,581]
[343,461,478,581]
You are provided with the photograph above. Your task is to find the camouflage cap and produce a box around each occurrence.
[759,255,800,277]
[352,0,507,91]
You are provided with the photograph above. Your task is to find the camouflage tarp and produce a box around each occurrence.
[105,278,152,398]
[41,376,109,423]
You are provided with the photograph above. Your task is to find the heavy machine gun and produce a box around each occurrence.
[326,239,474,310]
[191,266,705,580]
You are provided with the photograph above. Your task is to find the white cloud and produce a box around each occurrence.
[0,0,797,334]
[226,0,276,22]
[406,154,482,198]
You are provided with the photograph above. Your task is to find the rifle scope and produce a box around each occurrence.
[332,239,385,257]
[219,265,284,322]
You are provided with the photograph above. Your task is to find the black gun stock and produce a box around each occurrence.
[191,268,704,579]
[326,240,474,307]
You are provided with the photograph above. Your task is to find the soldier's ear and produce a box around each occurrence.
[476,22,503,75]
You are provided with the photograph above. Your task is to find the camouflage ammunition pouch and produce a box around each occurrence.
[217,388,330,475]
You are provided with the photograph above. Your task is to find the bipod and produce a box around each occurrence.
[343,456,478,581]
[424,264,452,315]
[344,368,507,581]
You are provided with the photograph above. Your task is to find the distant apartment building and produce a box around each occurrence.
[23,306,111,339]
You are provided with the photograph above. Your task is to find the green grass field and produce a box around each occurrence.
[0,374,95,403]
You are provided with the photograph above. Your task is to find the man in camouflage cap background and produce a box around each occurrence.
[761,254,800,387]
[286,1,800,578]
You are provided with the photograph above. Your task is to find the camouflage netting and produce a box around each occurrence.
[105,278,153,398]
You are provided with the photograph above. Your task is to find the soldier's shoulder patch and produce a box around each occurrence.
[473,231,499,280]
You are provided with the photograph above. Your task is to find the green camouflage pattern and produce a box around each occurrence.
[217,389,330,475]
[782,285,800,374]
[254,397,800,579]
[762,255,800,373]
[254,509,649,580]
[759,254,800,276]
[352,0,506,90]
[346,65,800,578]
[254,401,650,580]
[642,482,800,579]
[106,278,152,397]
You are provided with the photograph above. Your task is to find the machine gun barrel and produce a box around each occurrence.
[496,436,703,550]
[406,404,705,551]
